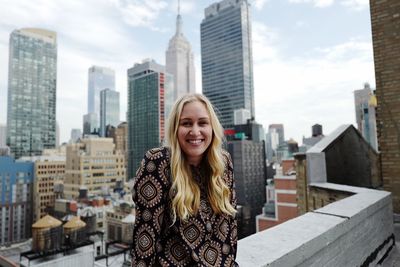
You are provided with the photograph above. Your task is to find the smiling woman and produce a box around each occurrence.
[131,93,238,267]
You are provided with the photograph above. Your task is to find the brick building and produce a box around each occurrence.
[370,0,400,213]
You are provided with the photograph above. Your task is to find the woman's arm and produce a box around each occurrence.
[131,148,169,266]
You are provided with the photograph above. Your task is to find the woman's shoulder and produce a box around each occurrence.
[144,146,171,162]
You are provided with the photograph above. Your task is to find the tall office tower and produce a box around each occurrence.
[6,28,57,159]
[56,121,60,147]
[127,59,173,179]
[354,83,378,150]
[370,0,400,213]
[88,66,115,118]
[201,0,255,128]
[70,128,82,143]
[83,112,99,135]
[166,0,196,101]
[0,124,6,147]
[268,123,285,146]
[0,156,34,246]
[63,138,125,199]
[100,88,120,137]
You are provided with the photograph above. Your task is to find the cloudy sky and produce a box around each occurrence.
[0,0,374,143]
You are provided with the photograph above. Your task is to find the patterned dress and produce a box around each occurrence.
[131,147,238,266]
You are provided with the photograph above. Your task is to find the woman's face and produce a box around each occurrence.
[178,101,213,166]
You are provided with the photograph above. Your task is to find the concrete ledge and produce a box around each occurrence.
[237,183,394,267]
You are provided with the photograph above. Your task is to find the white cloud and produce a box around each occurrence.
[252,21,280,63]
[340,0,369,11]
[252,22,374,142]
[252,0,269,10]
[288,0,335,8]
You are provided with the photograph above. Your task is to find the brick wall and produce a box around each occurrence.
[370,0,400,213]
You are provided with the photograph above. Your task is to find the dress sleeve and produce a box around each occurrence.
[223,151,238,258]
[131,148,169,266]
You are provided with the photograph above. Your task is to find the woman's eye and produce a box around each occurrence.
[181,121,191,126]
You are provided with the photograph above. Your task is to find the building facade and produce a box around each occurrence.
[165,2,196,101]
[370,0,400,213]
[100,89,120,137]
[201,0,255,128]
[83,113,99,136]
[127,59,173,179]
[354,83,378,150]
[87,66,115,119]
[0,156,34,245]
[6,28,57,159]
[32,156,65,223]
[70,129,82,144]
[227,140,266,238]
[0,124,6,148]
[63,138,125,199]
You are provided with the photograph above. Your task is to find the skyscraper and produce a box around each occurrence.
[6,28,57,158]
[370,0,400,213]
[0,124,6,147]
[127,59,173,179]
[201,0,255,128]
[87,66,115,118]
[100,88,120,137]
[166,0,196,100]
[354,83,378,150]
[83,112,99,135]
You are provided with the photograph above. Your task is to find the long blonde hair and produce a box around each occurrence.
[166,94,236,222]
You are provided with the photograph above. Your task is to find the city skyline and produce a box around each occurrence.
[0,0,374,144]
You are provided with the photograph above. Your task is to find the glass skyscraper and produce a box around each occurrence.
[100,88,120,137]
[127,59,173,179]
[201,0,255,128]
[88,66,115,117]
[6,28,57,158]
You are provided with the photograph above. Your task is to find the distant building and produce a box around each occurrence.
[127,59,173,179]
[87,66,115,122]
[31,156,65,223]
[0,156,34,246]
[370,0,400,213]
[83,112,99,136]
[226,122,266,238]
[234,109,251,125]
[302,124,325,151]
[108,122,128,174]
[257,160,298,232]
[0,124,6,147]
[165,1,195,100]
[56,121,60,148]
[99,88,120,137]
[106,201,135,243]
[6,28,57,159]
[201,0,255,128]
[63,138,125,199]
[70,128,82,143]
[354,83,378,150]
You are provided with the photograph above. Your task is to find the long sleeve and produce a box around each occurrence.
[131,148,169,267]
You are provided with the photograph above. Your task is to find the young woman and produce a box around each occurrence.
[131,94,238,267]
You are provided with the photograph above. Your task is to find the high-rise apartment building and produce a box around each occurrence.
[0,124,6,147]
[100,88,120,137]
[87,66,115,117]
[354,83,378,150]
[6,28,57,159]
[166,1,196,101]
[63,138,125,199]
[127,59,173,179]
[370,0,400,213]
[201,0,255,128]
[0,156,34,246]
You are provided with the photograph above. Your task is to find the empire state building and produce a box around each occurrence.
[166,0,196,100]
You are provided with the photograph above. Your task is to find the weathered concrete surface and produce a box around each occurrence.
[380,216,400,267]
[237,184,393,267]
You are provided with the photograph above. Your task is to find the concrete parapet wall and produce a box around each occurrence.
[237,183,394,266]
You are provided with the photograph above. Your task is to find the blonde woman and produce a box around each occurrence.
[131,94,238,266]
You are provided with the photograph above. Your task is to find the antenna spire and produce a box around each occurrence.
[176,0,182,35]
